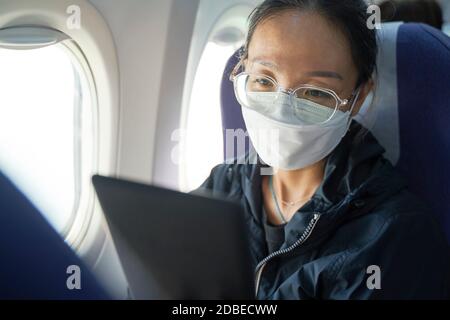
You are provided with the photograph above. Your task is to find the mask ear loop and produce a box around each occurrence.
[343,87,362,135]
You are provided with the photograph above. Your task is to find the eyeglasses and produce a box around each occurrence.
[229,61,358,124]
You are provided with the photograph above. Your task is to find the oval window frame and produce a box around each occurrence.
[0,26,99,243]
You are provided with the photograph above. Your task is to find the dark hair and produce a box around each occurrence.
[241,0,378,87]
[379,0,443,30]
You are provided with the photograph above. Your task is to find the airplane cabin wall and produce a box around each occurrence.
[88,0,201,298]
[87,0,262,297]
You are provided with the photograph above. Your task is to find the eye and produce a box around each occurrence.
[296,87,337,108]
[254,77,272,87]
[246,75,276,92]
[304,89,329,98]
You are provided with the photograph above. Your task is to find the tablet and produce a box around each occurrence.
[92,175,254,300]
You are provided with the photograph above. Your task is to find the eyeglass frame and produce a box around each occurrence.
[229,59,360,123]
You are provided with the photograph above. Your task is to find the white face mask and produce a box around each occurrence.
[246,92,337,126]
[241,91,360,171]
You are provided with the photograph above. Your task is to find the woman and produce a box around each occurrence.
[198,0,450,299]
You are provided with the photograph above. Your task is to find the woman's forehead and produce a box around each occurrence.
[247,10,356,78]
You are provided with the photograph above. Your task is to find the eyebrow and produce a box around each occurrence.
[250,59,344,80]
[305,71,344,80]
[251,59,279,70]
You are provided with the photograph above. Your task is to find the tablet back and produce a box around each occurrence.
[92,175,254,300]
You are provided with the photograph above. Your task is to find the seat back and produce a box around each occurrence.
[395,23,450,243]
[0,171,109,299]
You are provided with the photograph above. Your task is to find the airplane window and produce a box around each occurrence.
[182,41,238,191]
[0,42,94,236]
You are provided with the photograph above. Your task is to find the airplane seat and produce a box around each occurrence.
[395,23,450,244]
[220,49,248,161]
[0,171,109,299]
[219,22,450,244]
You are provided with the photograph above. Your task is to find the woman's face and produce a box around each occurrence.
[246,10,372,114]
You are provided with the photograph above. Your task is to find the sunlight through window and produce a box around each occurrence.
[0,44,91,234]
[183,42,236,191]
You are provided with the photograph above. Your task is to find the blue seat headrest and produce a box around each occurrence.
[395,23,450,243]
[0,171,109,299]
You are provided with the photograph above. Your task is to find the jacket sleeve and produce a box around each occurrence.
[190,163,234,197]
[326,211,450,300]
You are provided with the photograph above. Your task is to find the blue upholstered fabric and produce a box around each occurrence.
[220,50,249,161]
[396,23,450,243]
[220,23,450,243]
[0,171,109,299]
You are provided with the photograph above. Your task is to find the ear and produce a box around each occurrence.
[351,79,374,117]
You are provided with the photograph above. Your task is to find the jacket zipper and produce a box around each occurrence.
[254,213,322,298]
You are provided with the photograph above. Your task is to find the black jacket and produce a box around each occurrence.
[198,121,450,299]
